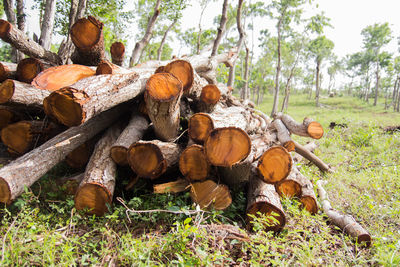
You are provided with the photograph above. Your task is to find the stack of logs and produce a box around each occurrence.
[0,16,371,245]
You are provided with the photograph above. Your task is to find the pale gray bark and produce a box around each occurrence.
[211,0,229,57]
[157,18,177,61]
[39,0,57,50]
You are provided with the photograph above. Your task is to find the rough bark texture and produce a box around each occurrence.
[110,112,149,166]
[0,19,62,65]
[190,179,232,210]
[211,0,229,57]
[0,79,51,106]
[0,61,17,82]
[294,141,331,173]
[274,112,324,139]
[39,0,57,50]
[74,123,122,216]
[271,119,295,152]
[292,141,318,164]
[110,42,125,66]
[0,104,126,204]
[317,180,371,246]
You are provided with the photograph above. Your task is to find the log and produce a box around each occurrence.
[16,58,51,83]
[274,112,324,139]
[299,175,318,214]
[162,60,194,94]
[316,180,371,246]
[44,71,143,127]
[294,141,332,172]
[0,61,17,82]
[188,113,214,144]
[110,41,125,66]
[0,104,126,204]
[127,140,182,179]
[1,120,62,156]
[292,142,318,164]
[190,179,232,210]
[75,122,122,216]
[204,127,251,167]
[145,73,183,141]
[246,169,286,232]
[65,140,95,169]
[153,179,189,194]
[0,79,51,106]
[257,146,292,184]
[179,144,210,182]
[0,19,62,65]
[32,64,96,91]
[70,16,105,66]
[95,61,131,75]
[197,84,221,112]
[271,119,295,152]
[0,105,23,129]
[110,112,149,166]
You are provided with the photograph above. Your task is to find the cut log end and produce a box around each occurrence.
[66,142,92,169]
[246,201,286,232]
[127,142,166,179]
[200,84,221,105]
[145,72,183,101]
[179,145,210,181]
[283,141,295,152]
[0,79,14,104]
[300,196,318,214]
[0,62,14,82]
[190,180,232,210]
[0,108,14,128]
[96,61,114,75]
[1,121,35,155]
[110,42,125,65]
[257,146,292,184]
[71,16,103,50]
[155,66,165,74]
[188,113,214,144]
[275,180,301,198]
[110,146,128,166]
[205,127,251,167]
[163,60,194,93]
[0,177,11,204]
[17,58,44,83]
[0,20,12,40]
[307,121,324,139]
[75,183,112,216]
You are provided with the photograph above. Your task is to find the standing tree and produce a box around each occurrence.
[327,56,343,96]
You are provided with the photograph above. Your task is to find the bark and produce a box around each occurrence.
[281,50,301,111]
[292,141,318,164]
[129,0,162,67]
[0,104,126,204]
[374,57,379,106]
[44,71,145,127]
[257,146,292,184]
[243,46,250,99]
[32,64,96,91]
[39,0,57,50]
[294,141,332,173]
[16,58,52,83]
[271,119,295,152]
[297,171,318,214]
[247,167,286,232]
[127,140,182,179]
[154,179,189,194]
[2,0,18,62]
[315,60,321,107]
[70,16,105,66]
[0,79,51,106]
[110,42,125,66]
[110,112,149,166]
[74,122,122,216]
[196,3,207,55]
[190,179,232,210]
[211,0,229,57]
[179,144,210,182]
[316,180,371,246]
[0,61,17,82]
[274,112,324,139]
[157,18,177,61]
[144,73,183,141]
[0,20,62,65]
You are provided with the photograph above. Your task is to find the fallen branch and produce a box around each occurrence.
[294,141,332,173]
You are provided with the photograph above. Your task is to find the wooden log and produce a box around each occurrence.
[257,146,292,184]
[274,112,324,139]
[190,180,232,210]
[95,61,131,75]
[127,140,182,179]
[43,71,145,127]
[0,19,62,65]
[0,79,51,106]
[75,123,122,216]
[179,144,210,182]
[0,105,23,129]
[162,60,194,94]
[292,142,318,164]
[316,180,371,246]
[153,179,189,194]
[0,104,126,204]
[1,120,62,156]
[294,141,332,172]
[32,64,96,91]
[246,169,286,232]
[299,175,318,214]
[70,16,105,66]
[16,58,51,83]
[188,113,214,144]
[204,127,251,167]
[271,119,295,152]
[110,112,149,166]
[0,61,17,82]
[65,140,95,169]
[145,73,183,141]
[110,41,125,66]
[197,84,221,112]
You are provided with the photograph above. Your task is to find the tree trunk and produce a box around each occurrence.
[74,122,122,216]
[129,0,162,67]
[190,179,232,210]
[0,104,126,204]
[315,60,321,107]
[243,46,250,99]
[2,0,19,63]
[294,141,332,173]
[39,0,57,50]
[274,112,324,139]
[271,119,295,152]
[65,139,96,169]
[196,3,208,55]
[179,144,210,182]
[110,41,125,66]
[0,19,62,65]
[374,58,379,106]
[110,112,149,166]
[157,18,177,61]
[211,0,229,57]
[0,61,17,82]
[0,79,51,106]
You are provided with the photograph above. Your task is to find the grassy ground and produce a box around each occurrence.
[1,94,399,266]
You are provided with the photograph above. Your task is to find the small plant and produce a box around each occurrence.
[349,127,375,147]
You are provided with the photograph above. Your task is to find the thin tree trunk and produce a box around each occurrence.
[315,60,320,107]
[129,0,162,67]
[256,87,260,105]
[157,18,177,61]
[281,50,301,111]
[39,0,57,50]
[211,0,229,57]
[271,15,284,116]
[374,57,379,106]
[196,3,208,55]
[15,0,25,61]
[243,46,250,99]
[2,0,19,62]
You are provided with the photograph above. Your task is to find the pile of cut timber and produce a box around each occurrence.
[0,16,371,246]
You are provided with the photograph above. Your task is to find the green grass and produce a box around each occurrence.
[1,94,400,266]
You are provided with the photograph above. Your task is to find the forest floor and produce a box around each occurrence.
[0,94,399,266]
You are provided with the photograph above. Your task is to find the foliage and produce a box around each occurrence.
[0,44,13,61]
